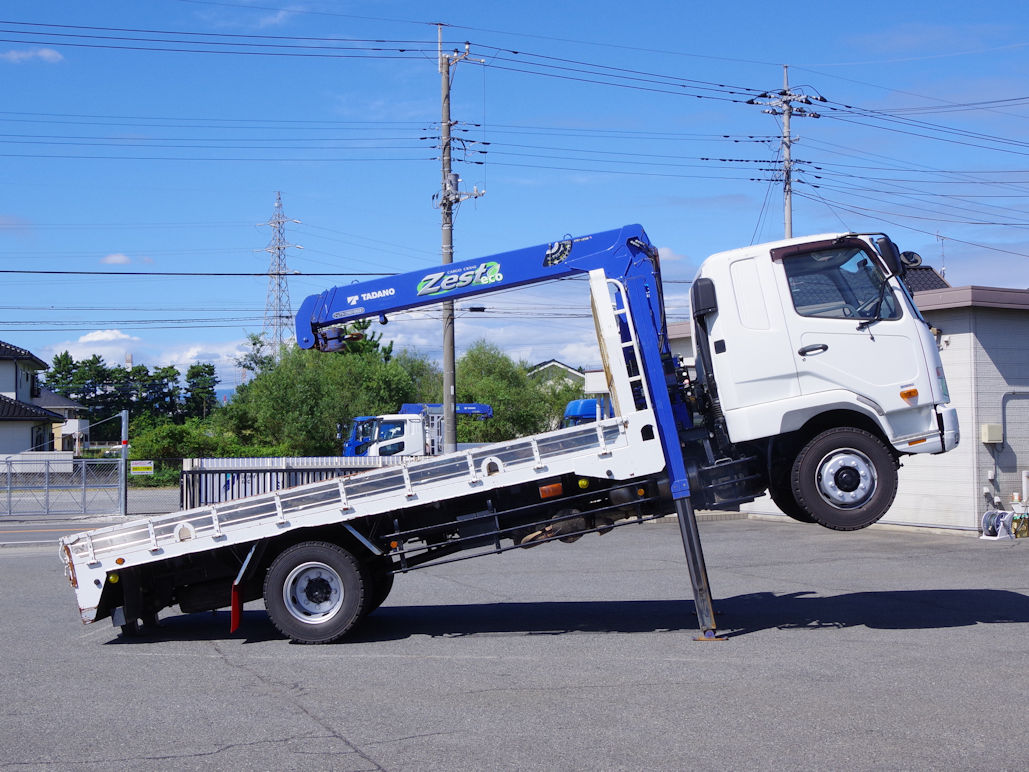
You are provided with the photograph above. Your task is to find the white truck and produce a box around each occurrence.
[59,225,957,643]
[342,402,492,457]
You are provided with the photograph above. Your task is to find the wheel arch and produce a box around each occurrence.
[241,521,386,599]
[771,408,897,466]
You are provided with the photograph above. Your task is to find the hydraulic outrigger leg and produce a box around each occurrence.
[674,497,724,641]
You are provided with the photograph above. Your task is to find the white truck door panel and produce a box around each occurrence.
[795,327,922,400]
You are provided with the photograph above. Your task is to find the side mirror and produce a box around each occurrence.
[875,237,903,276]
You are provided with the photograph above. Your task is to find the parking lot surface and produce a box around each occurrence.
[2,517,1027,770]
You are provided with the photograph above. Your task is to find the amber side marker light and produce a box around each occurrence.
[539,483,563,499]
[900,387,919,400]
[907,437,927,446]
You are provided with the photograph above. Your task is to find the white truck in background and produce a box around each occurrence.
[342,403,492,458]
[59,225,958,643]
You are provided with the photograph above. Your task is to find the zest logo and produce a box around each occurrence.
[417,261,503,296]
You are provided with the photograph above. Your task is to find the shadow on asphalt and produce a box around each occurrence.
[103,588,1029,645]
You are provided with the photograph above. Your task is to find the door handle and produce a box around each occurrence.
[798,344,828,356]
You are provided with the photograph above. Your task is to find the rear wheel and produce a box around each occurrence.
[767,475,815,523]
[364,557,395,614]
[791,427,898,531]
[263,541,368,644]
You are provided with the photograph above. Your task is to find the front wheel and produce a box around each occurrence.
[263,541,368,644]
[790,427,898,531]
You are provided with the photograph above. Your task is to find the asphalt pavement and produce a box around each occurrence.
[1,516,1027,770]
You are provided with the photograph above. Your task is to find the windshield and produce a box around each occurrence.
[352,419,376,443]
[782,246,900,321]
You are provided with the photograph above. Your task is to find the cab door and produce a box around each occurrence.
[774,242,932,419]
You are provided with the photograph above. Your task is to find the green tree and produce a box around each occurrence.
[235,333,276,378]
[184,363,219,419]
[46,351,76,396]
[392,349,442,403]
[454,341,552,442]
[219,346,421,455]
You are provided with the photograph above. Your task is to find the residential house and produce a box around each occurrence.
[32,386,88,453]
[0,340,62,455]
[528,359,586,390]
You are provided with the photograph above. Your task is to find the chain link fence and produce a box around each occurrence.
[1,457,121,516]
[3,455,400,518]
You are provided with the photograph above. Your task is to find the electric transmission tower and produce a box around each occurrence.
[747,66,826,238]
[260,191,302,359]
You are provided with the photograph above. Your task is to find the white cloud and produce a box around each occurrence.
[1,47,63,64]
[257,9,294,28]
[43,330,142,369]
[0,214,32,236]
[101,253,131,265]
[657,245,688,262]
[80,330,139,343]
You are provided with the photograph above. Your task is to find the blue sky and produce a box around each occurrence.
[2,0,1029,387]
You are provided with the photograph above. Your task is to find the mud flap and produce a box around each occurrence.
[229,544,258,634]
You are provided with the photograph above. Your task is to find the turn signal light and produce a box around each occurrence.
[899,387,918,401]
[539,483,563,499]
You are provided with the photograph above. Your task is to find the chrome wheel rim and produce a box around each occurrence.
[282,561,344,624]
[815,449,876,509]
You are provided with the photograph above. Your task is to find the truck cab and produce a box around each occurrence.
[561,398,613,428]
[689,232,959,529]
[343,414,421,457]
[343,403,493,457]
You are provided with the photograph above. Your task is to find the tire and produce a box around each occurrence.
[364,557,395,615]
[767,475,816,523]
[263,541,368,644]
[790,427,898,531]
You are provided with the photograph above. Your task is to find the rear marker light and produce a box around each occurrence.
[539,483,563,499]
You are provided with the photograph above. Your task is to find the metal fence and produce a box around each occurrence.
[180,456,405,509]
[2,458,121,516]
[2,455,410,517]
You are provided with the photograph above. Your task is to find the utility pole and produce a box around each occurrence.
[747,66,824,238]
[261,192,302,360]
[437,25,484,453]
